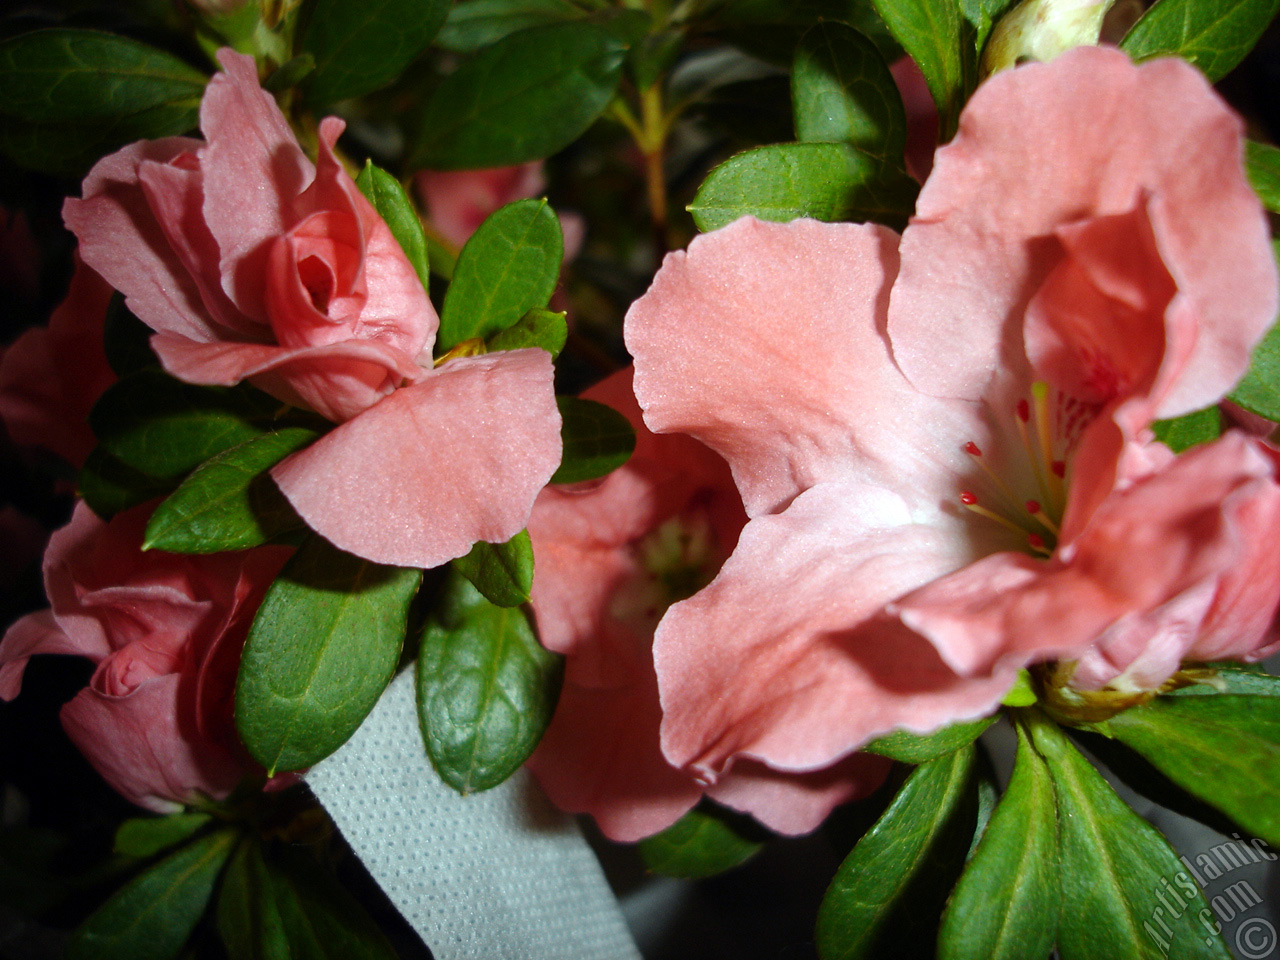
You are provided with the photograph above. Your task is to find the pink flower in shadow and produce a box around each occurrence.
[625,48,1280,782]
[0,502,291,811]
[64,50,561,569]
[525,368,888,841]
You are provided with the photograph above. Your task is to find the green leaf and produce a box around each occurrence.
[637,804,766,879]
[864,715,996,764]
[552,396,636,485]
[437,0,589,53]
[1120,0,1280,82]
[0,101,200,178]
[103,295,160,378]
[792,22,906,162]
[114,814,213,860]
[301,0,451,108]
[143,428,317,554]
[79,446,176,518]
[216,840,290,960]
[486,308,568,357]
[67,828,237,960]
[708,0,904,65]
[411,21,627,170]
[688,141,919,233]
[1229,243,1280,419]
[268,848,398,960]
[355,161,431,297]
[1152,405,1222,453]
[90,370,281,483]
[453,529,535,608]
[236,535,421,774]
[1169,664,1280,697]
[815,746,977,960]
[1031,716,1233,960]
[1245,139,1280,214]
[868,0,966,139]
[1105,695,1280,849]
[0,29,206,125]
[938,719,1057,960]
[416,572,562,794]
[438,199,564,351]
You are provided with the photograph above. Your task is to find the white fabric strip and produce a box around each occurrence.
[306,669,642,960]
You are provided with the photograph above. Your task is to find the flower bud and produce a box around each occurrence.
[981,0,1119,77]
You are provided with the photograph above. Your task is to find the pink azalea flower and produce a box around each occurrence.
[0,502,290,811]
[63,49,561,569]
[524,368,889,841]
[624,48,1280,782]
[0,257,115,467]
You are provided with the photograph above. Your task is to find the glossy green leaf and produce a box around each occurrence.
[1120,0,1280,82]
[416,572,562,794]
[301,0,450,108]
[216,840,289,960]
[90,370,280,482]
[412,22,627,170]
[263,55,315,94]
[864,715,996,764]
[708,0,903,65]
[453,529,535,608]
[268,848,399,960]
[114,813,213,860]
[1031,717,1232,960]
[487,308,568,357]
[939,719,1057,960]
[551,396,636,484]
[1152,405,1222,453]
[688,141,919,233]
[792,22,906,162]
[869,0,966,138]
[1229,244,1280,420]
[236,535,421,774]
[437,0,589,53]
[1105,695,1280,848]
[438,199,564,350]
[143,428,317,554]
[1246,139,1280,213]
[815,746,977,960]
[67,828,236,960]
[637,804,766,879]
[355,161,431,297]
[0,29,206,125]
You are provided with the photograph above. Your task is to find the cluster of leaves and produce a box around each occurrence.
[5,0,1280,957]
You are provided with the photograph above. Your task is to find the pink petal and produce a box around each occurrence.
[200,49,314,322]
[707,753,891,836]
[626,217,978,519]
[61,674,245,812]
[891,47,1275,415]
[0,611,83,700]
[656,481,1013,777]
[526,655,702,842]
[416,163,546,250]
[272,349,560,568]
[63,137,221,343]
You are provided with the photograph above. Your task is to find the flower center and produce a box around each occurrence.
[958,381,1094,557]
[609,515,718,633]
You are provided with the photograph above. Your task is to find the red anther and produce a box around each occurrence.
[959,491,978,505]
[1052,460,1066,478]
[1028,533,1045,550]
[1026,500,1042,514]
[1017,399,1031,422]
[964,441,982,457]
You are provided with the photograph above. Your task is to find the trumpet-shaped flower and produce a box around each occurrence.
[624,47,1280,781]
[63,50,560,569]
[525,369,888,840]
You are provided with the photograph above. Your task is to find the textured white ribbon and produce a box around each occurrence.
[306,669,642,960]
